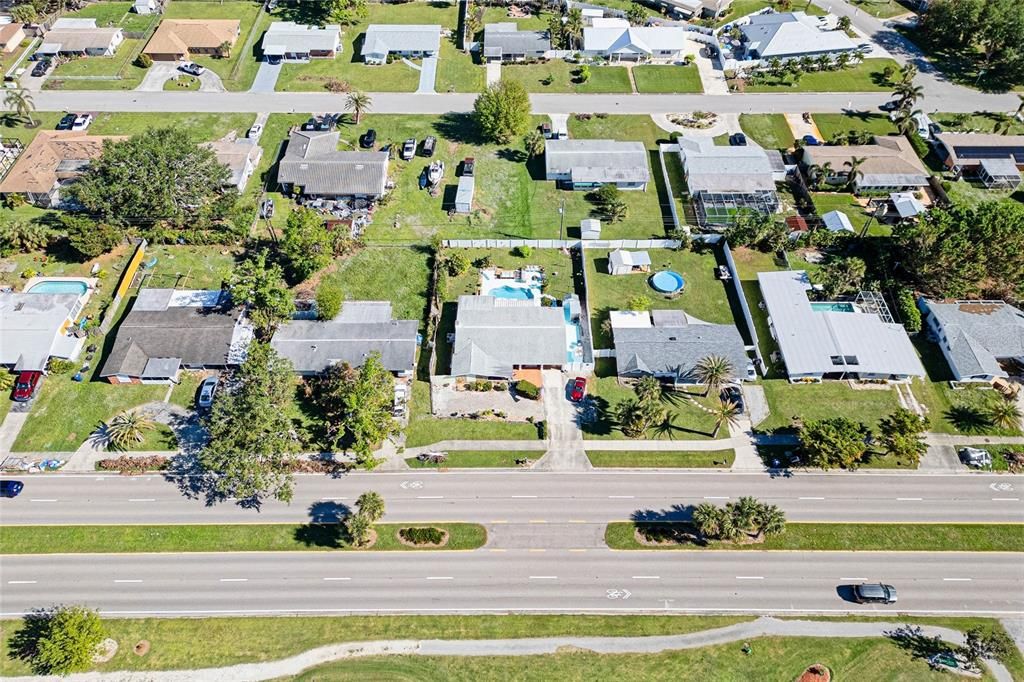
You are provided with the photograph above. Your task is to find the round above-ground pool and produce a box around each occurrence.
[27,280,89,295]
[490,285,535,300]
[650,270,685,294]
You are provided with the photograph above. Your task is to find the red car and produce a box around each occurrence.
[570,377,587,402]
[11,371,41,402]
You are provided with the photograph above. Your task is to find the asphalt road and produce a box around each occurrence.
[2,471,1022,525]
[26,90,1023,115]
[1,551,1021,616]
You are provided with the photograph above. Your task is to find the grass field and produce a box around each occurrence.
[844,0,915,18]
[755,380,903,433]
[406,450,539,468]
[88,112,255,141]
[738,113,794,150]
[404,379,541,447]
[605,521,1024,552]
[0,522,487,554]
[318,246,432,322]
[812,112,899,140]
[745,59,900,93]
[809,192,889,236]
[587,449,735,467]
[716,0,826,26]
[932,112,1024,136]
[500,60,633,93]
[632,65,702,94]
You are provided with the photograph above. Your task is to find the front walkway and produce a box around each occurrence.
[8,617,1009,682]
[486,62,501,86]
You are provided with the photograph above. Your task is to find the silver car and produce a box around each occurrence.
[197,376,218,409]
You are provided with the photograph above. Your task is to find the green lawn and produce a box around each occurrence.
[585,248,735,349]
[500,60,633,93]
[587,449,734,467]
[406,450,539,468]
[319,246,432,322]
[755,380,903,433]
[134,244,242,290]
[88,112,255,142]
[632,65,702,94]
[164,1,269,91]
[163,74,201,90]
[944,179,1024,209]
[810,192,891,236]
[441,247,575,302]
[932,112,1024,136]
[738,113,794,150]
[404,379,541,447]
[745,59,899,93]
[844,0,915,18]
[436,38,484,93]
[121,422,178,452]
[812,112,899,141]
[168,371,203,410]
[606,521,1024,552]
[717,0,825,25]
[0,523,487,554]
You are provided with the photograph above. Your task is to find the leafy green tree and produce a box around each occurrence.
[20,605,107,675]
[356,490,385,522]
[104,411,155,451]
[920,0,1024,87]
[800,417,871,470]
[961,626,1013,667]
[878,408,928,466]
[815,256,867,299]
[281,208,332,281]
[314,353,398,464]
[523,130,545,158]
[626,294,651,311]
[60,214,121,259]
[694,355,734,397]
[316,279,343,321]
[328,0,368,24]
[199,342,300,503]
[473,79,531,144]
[837,15,851,31]
[626,2,647,25]
[228,251,295,338]
[70,127,233,229]
[10,4,38,23]
[445,251,470,276]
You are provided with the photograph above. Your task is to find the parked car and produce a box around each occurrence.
[802,135,820,146]
[421,135,436,157]
[71,113,93,131]
[197,376,218,409]
[31,59,51,78]
[247,123,263,139]
[266,54,281,65]
[728,133,747,146]
[56,113,77,130]
[720,385,744,413]
[314,117,333,131]
[569,377,587,402]
[853,583,897,604]
[878,100,900,112]
[360,128,377,148]
[301,117,318,131]
[0,480,24,498]
[401,138,416,161]
[259,198,275,219]
[179,62,205,76]
[461,157,475,177]
[11,370,41,402]
[958,447,992,468]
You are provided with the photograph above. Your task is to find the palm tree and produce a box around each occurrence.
[651,411,680,440]
[814,54,832,72]
[892,82,924,109]
[564,8,584,50]
[345,512,373,546]
[991,112,1013,135]
[345,91,372,124]
[843,156,866,192]
[634,375,662,406]
[4,88,35,127]
[356,491,385,522]
[692,502,722,539]
[989,399,1022,431]
[767,56,783,77]
[798,55,814,73]
[104,411,155,450]
[694,355,733,397]
[898,62,917,85]
[816,161,834,187]
[754,504,787,539]
[835,51,851,70]
[217,40,232,58]
[730,496,761,529]
[710,399,741,438]
[894,107,923,136]
[523,130,545,158]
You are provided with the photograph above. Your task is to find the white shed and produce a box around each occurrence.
[455,175,475,214]
[608,249,652,275]
[580,218,601,239]
[822,210,854,233]
[133,0,157,14]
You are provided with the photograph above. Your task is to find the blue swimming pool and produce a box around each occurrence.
[490,285,534,300]
[811,302,855,313]
[650,270,685,294]
[27,280,88,295]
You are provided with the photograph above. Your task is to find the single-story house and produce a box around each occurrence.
[483,23,550,63]
[271,301,418,377]
[677,135,780,226]
[38,18,123,57]
[544,139,650,191]
[360,24,441,65]
[582,26,688,62]
[608,249,651,275]
[262,21,341,61]
[203,133,262,192]
[889,191,926,219]
[740,11,857,60]
[133,0,157,14]
[658,0,731,19]
[100,288,253,384]
[934,133,1024,177]
[0,130,127,208]
[610,309,754,385]
[822,210,854,233]
[277,130,389,200]
[758,270,924,382]
[0,292,85,371]
[144,19,240,61]
[450,295,568,380]
[0,23,26,53]
[801,136,930,193]
[919,299,1024,383]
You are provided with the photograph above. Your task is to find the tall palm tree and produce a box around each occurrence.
[710,399,741,438]
[694,355,734,397]
[634,375,662,405]
[4,88,35,127]
[345,91,372,124]
[692,502,722,539]
[815,161,834,187]
[345,511,372,546]
[564,8,584,50]
[892,82,924,109]
[104,411,155,451]
[754,504,787,539]
[989,399,1022,430]
[894,108,922,136]
[843,156,866,192]
[356,491,385,522]
[767,56,783,76]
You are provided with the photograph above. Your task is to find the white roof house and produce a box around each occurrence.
[583,26,688,61]
[758,270,924,381]
[740,11,857,60]
[545,139,650,190]
[262,21,341,59]
[40,18,123,56]
[0,292,85,371]
[361,24,441,64]
[822,210,854,233]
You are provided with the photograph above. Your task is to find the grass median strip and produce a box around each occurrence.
[0,523,487,554]
[587,450,735,468]
[605,522,1024,552]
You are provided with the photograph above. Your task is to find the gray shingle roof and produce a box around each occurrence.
[484,23,550,54]
[614,316,749,382]
[677,136,777,193]
[801,136,930,188]
[450,296,566,378]
[262,21,341,54]
[278,130,389,196]
[545,139,650,185]
[922,300,1024,380]
[361,24,441,57]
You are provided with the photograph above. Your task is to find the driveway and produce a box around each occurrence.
[785,112,824,142]
[417,56,438,94]
[486,62,501,86]
[250,60,281,93]
[136,63,180,92]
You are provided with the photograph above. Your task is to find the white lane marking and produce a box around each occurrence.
[896,497,923,501]
[425,576,454,580]
[943,578,973,582]
[529,576,558,580]
[608,495,635,499]
[703,496,729,500]
[416,496,444,499]
[736,576,765,580]
[992,497,1020,501]
[799,496,825,500]
[29,498,57,502]
[320,496,347,501]
[322,577,351,581]
[7,580,37,585]
[632,575,660,580]
[128,498,155,502]
[114,579,143,583]
[219,578,248,582]
[510,495,537,498]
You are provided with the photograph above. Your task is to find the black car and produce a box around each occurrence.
[879,100,900,112]
[720,385,744,414]
[56,113,77,130]
[0,480,24,498]
[422,135,437,157]
[360,129,377,148]
[31,59,51,78]
[853,583,897,604]
[729,133,747,146]
[301,118,318,131]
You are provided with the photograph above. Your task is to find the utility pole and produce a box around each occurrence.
[558,199,565,241]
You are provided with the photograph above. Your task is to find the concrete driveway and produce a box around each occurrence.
[416,56,438,94]
[136,63,180,91]
[250,60,281,93]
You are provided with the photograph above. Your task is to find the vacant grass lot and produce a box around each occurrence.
[745,59,899,93]
[585,248,734,349]
[605,521,1024,551]
[45,38,148,88]
[738,113,794,150]
[88,112,255,141]
[632,65,702,94]
[812,112,899,140]
[406,450,539,468]
[319,246,432,322]
[500,60,633,93]
[404,379,540,447]
[587,449,735,467]
[755,380,903,433]
[164,1,269,91]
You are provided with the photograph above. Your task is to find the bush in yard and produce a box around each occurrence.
[281,208,332,282]
[96,455,170,473]
[445,251,470,276]
[11,605,107,675]
[895,287,921,332]
[515,379,541,400]
[626,294,651,311]
[46,358,76,374]
[134,53,152,69]
[473,79,531,144]
[512,244,531,258]
[399,526,446,545]
[316,279,343,321]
